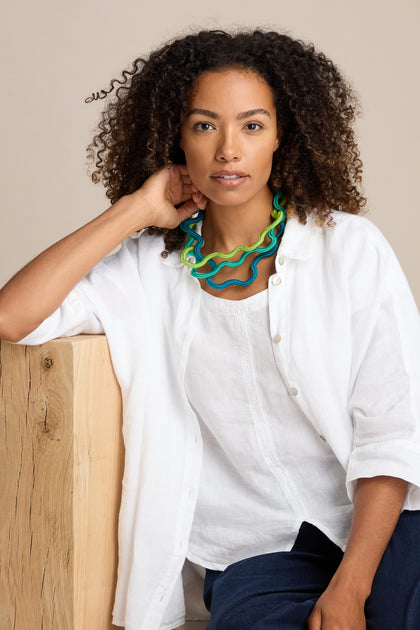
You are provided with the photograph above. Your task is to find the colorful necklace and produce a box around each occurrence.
[180,190,287,289]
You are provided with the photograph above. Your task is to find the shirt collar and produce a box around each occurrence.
[163,212,315,268]
[277,214,314,261]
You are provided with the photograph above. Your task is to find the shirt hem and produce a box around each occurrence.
[187,549,227,571]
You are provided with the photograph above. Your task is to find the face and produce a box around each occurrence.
[179,69,280,207]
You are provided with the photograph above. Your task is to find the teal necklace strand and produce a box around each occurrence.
[180,190,287,289]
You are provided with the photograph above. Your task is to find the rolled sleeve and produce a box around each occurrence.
[16,284,104,346]
[14,235,143,348]
[346,289,420,502]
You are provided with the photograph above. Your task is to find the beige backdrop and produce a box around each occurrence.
[0,0,419,305]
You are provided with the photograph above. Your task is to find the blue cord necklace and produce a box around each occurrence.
[180,190,287,289]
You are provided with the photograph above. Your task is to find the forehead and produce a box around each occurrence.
[186,69,276,112]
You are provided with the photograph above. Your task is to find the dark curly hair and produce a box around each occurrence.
[86,28,366,253]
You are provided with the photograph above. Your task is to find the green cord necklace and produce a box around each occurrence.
[180,190,287,289]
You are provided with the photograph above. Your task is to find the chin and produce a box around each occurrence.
[224,192,273,210]
[203,183,257,206]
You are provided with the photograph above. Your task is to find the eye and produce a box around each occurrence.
[193,122,214,132]
[244,122,263,131]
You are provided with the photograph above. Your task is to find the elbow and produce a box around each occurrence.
[0,329,24,344]
[0,312,27,343]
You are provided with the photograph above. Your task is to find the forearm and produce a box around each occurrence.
[0,194,153,342]
[0,163,201,342]
[330,475,408,598]
[307,475,408,629]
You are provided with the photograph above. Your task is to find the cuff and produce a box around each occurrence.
[346,438,420,504]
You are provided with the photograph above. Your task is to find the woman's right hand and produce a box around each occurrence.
[126,164,207,230]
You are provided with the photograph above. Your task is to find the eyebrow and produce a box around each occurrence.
[186,108,272,120]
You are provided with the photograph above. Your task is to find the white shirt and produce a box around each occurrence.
[185,289,353,569]
[18,211,420,630]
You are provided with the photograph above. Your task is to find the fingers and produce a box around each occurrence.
[192,190,207,208]
[175,163,190,177]
[178,189,207,209]
[165,163,207,209]
[173,164,196,189]
[307,607,322,630]
[180,181,206,206]
[176,199,205,222]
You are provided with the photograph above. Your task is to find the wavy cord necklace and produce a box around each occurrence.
[180,190,287,289]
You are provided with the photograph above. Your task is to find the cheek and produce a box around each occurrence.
[180,138,196,163]
[255,144,276,170]
[188,166,208,191]
[182,143,208,175]
[182,152,207,188]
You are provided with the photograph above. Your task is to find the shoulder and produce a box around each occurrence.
[308,211,391,255]
[89,230,166,276]
[284,210,395,272]
[288,211,404,312]
[71,232,167,305]
[326,211,391,250]
[322,212,415,312]
[310,211,396,277]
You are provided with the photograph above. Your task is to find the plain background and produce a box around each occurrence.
[0,0,419,305]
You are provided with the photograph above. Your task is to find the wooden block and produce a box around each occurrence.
[0,335,124,630]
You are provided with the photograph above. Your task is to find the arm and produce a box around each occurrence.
[0,165,204,342]
[307,475,408,630]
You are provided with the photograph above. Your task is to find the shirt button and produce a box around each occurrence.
[186,255,196,263]
[272,274,282,286]
[278,257,285,265]
[289,387,298,396]
[319,435,327,442]
[273,333,282,343]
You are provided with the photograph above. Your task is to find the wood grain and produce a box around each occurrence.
[0,336,124,630]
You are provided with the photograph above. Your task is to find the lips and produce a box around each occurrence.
[210,170,249,187]
[211,170,248,178]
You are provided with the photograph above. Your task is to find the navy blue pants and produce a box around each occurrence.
[203,510,420,629]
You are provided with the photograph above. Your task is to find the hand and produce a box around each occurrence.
[307,581,367,630]
[128,163,207,230]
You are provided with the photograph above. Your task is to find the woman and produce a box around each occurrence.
[0,29,419,630]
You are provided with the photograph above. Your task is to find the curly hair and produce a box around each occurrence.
[86,28,366,253]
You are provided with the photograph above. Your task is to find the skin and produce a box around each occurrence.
[307,476,407,629]
[0,68,409,630]
[179,69,279,220]
[179,69,280,299]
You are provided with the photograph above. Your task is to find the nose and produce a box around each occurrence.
[215,129,241,162]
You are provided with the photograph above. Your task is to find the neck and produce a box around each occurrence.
[201,186,275,253]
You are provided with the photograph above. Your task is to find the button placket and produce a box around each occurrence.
[270,265,284,344]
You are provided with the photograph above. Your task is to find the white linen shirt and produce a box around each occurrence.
[18,211,420,630]
[185,289,354,569]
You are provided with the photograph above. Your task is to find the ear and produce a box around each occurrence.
[274,128,282,151]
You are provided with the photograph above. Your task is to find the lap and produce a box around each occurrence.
[204,522,342,630]
[204,511,420,630]
[365,509,420,629]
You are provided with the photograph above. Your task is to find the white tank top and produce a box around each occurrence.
[185,288,353,570]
